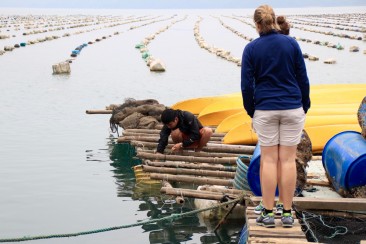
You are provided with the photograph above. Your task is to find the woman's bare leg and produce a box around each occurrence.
[278,145,297,210]
[260,145,278,211]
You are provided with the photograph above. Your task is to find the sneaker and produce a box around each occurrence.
[256,212,275,228]
[254,201,264,215]
[281,213,294,227]
[275,202,284,215]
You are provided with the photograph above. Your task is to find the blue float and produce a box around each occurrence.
[322,131,366,194]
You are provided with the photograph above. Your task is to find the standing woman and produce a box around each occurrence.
[241,5,310,228]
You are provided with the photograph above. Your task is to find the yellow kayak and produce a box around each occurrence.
[171,93,239,115]
[222,122,361,152]
[171,84,366,115]
[216,103,360,133]
[198,88,365,126]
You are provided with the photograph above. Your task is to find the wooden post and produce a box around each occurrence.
[162,181,185,204]
[142,165,236,178]
[85,109,112,114]
[150,173,233,186]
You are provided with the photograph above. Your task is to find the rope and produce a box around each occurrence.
[0,197,244,243]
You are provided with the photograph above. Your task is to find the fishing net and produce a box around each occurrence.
[357,96,366,139]
[109,98,167,132]
[295,208,366,244]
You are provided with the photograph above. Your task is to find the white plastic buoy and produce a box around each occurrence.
[52,62,71,74]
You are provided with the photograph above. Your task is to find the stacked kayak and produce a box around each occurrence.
[171,84,366,152]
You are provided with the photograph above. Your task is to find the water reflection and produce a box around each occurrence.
[108,141,245,243]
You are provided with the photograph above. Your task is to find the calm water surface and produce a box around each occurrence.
[0,7,365,244]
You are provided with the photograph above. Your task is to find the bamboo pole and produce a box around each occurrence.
[85,109,112,114]
[118,135,222,143]
[161,187,233,201]
[162,180,185,204]
[198,185,250,195]
[130,140,255,154]
[145,160,237,172]
[150,173,234,186]
[142,165,236,178]
[122,129,226,138]
[137,151,238,164]
[137,148,243,158]
[205,143,255,154]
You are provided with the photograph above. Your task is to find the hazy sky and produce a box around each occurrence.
[0,0,365,9]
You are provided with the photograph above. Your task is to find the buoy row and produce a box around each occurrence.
[232,16,363,63]
[288,13,366,25]
[289,18,366,33]
[216,16,253,42]
[233,16,362,54]
[1,15,159,57]
[292,25,364,41]
[294,36,345,50]
[1,15,128,36]
[194,17,241,66]
[129,15,175,30]
[135,15,187,72]
[55,16,173,72]
[21,16,128,36]
[70,43,88,58]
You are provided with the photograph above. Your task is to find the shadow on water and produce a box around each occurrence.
[108,140,244,243]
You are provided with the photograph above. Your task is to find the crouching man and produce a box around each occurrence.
[156,108,213,154]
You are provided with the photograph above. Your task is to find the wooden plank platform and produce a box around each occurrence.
[246,207,308,243]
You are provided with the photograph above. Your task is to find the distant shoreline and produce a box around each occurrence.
[0,6,365,15]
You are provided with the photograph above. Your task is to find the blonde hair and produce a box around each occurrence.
[253,5,279,34]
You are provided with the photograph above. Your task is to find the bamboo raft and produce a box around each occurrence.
[117,128,366,242]
[84,101,366,242]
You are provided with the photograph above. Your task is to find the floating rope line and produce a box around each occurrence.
[0,197,244,243]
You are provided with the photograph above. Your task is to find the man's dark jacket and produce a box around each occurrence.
[156,110,203,153]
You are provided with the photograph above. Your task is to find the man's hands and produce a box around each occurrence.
[171,142,183,152]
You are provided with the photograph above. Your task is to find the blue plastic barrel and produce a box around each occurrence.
[233,155,251,191]
[322,131,366,193]
[247,145,279,196]
[72,50,80,55]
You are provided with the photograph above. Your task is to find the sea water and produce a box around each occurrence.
[0,7,365,243]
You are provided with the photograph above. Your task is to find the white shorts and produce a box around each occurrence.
[252,107,305,146]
